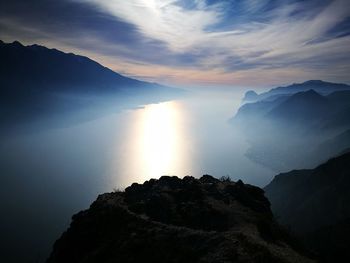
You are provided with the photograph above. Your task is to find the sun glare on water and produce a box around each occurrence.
[111,101,190,187]
[141,102,179,177]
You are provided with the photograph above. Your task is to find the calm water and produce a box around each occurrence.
[0,88,274,262]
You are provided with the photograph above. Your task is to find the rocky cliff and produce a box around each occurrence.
[47,175,314,263]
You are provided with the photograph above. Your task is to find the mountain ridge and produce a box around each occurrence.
[0,40,163,95]
[242,80,350,102]
[232,88,350,171]
[0,40,183,129]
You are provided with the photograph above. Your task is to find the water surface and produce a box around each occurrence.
[0,88,274,262]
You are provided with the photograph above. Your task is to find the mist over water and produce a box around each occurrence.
[0,88,274,262]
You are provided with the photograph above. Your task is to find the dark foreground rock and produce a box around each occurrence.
[47,175,314,263]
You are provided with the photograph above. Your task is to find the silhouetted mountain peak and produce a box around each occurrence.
[0,40,177,96]
[265,89,329,122]
[11,40,24,47]
[289,89,326,101]
[303,80,325,84]
[243,90,258,101]
[246,80,350,102]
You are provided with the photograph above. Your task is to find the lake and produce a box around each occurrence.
[0,88,274,262]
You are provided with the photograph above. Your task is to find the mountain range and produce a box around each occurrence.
[0,40,182,128]
[232,82,350,171]
[243,80,350,102]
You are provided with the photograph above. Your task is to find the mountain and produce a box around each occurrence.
[232,89,350,171]
[0,40,182,127]
[236,89,350,129]
[242,90,258,101]
[265,90,330,125]
[232,95,288,127]
[264,152,350,262]
[47,175,314,263]
[242,80,350,102]
[0,40,173,96]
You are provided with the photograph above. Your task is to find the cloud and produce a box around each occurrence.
[0,0,349,86]
[75,0,350,70]
[76,0,222,52]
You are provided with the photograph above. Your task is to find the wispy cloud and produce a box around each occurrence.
[77,0,223,52]
[1,0,350,86]
[75,0,350,82]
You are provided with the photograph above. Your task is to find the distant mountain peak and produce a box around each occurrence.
[246,80,350,103]
[0,39,177,95]
[287,89,327,104]
[303,80,325,84]
[243,90,258,101]
[12,40,23,47]
[293,89,324,99]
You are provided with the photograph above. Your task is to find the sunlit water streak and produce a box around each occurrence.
[107,90,273,188]
[140,102,183,177]
[109,101,191,187]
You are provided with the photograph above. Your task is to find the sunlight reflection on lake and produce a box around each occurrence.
[110,101,191,187]
[108,89,274,189]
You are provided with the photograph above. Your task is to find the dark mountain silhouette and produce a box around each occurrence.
[242,80,350,102]
[232,89,350,171]
[47,175,314,263]
[266,90,329,124]
[0,40,183,129]
[264,152,350,262]
[0,40,174,96]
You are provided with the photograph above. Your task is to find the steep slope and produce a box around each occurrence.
[264,153,350,262]
[47,175,314,263]
[0,40,169,97]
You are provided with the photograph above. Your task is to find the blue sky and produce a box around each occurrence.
[0,0,349,87]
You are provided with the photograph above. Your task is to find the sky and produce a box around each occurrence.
[0,0,349,87]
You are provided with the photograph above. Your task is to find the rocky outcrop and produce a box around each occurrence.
[47,175,314,263]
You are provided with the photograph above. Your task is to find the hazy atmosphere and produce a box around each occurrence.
[1,1,350,263]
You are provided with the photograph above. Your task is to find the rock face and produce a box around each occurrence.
[264,153,350,262]
[47,175,314,263]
